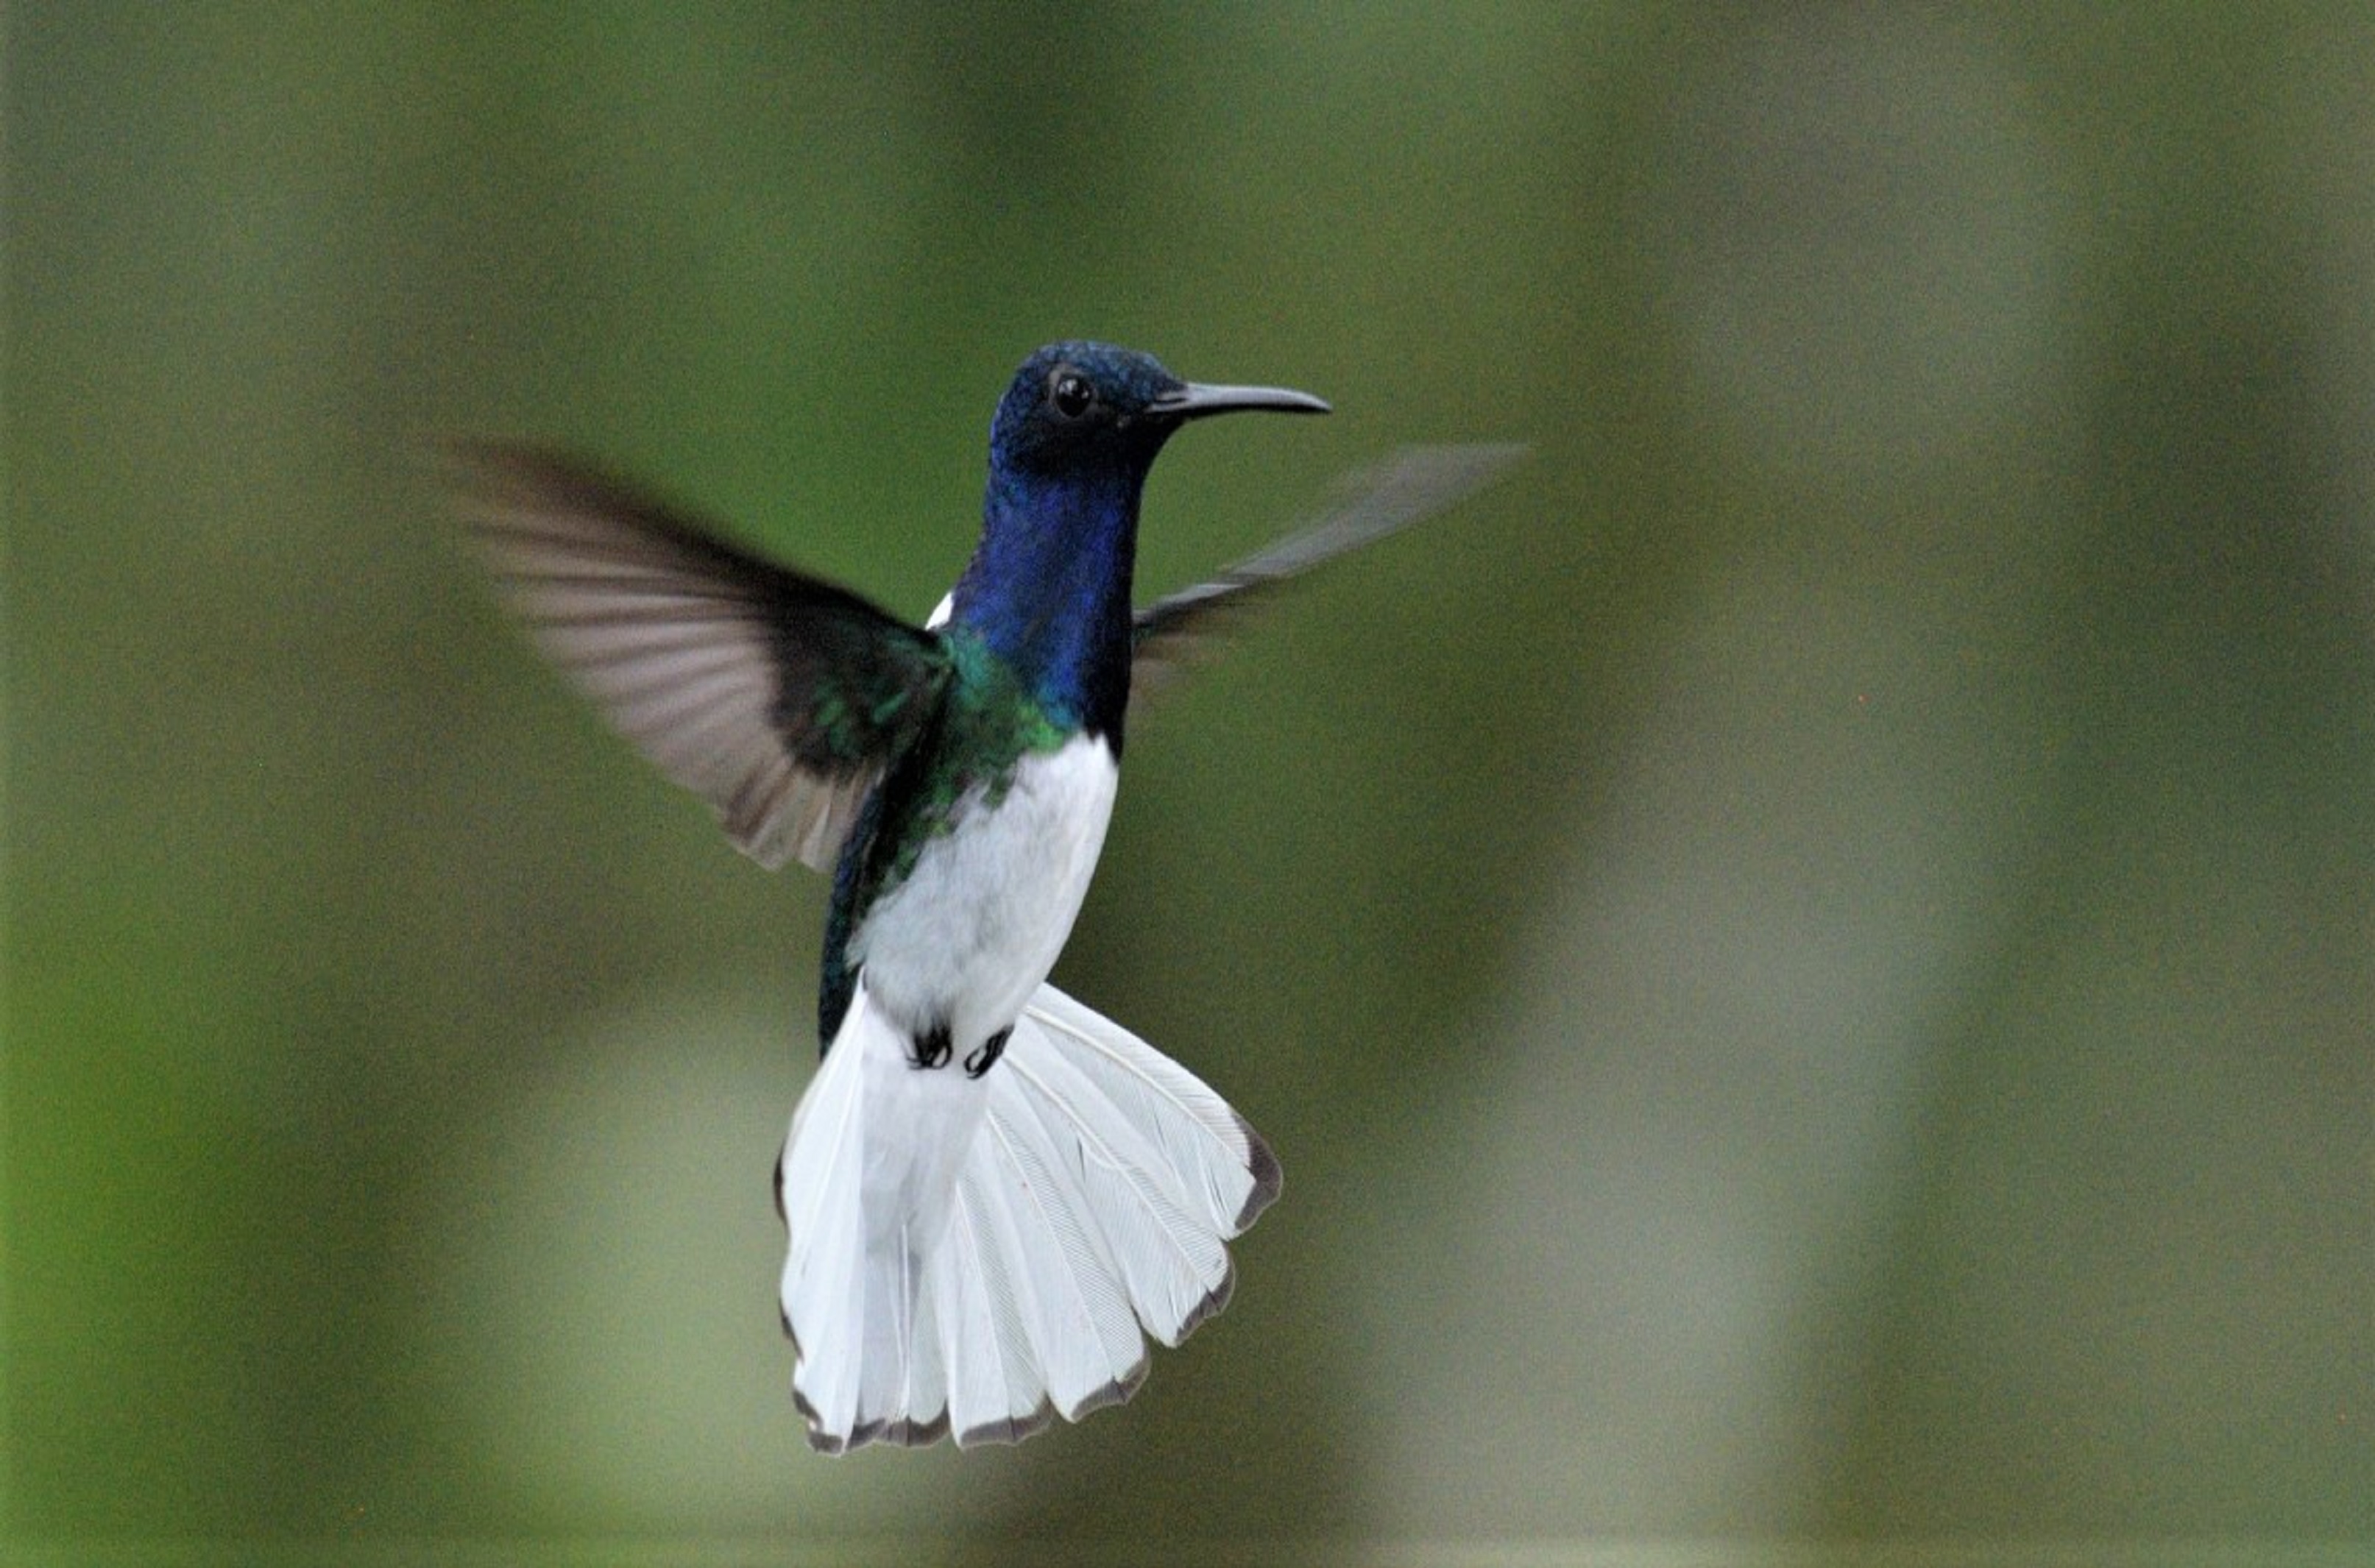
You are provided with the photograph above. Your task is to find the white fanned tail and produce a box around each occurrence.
[776,979,1281,1452]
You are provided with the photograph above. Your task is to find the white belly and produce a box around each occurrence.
[849,733,1119,1053]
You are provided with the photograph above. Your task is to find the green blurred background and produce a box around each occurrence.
[7,3,2370,1555]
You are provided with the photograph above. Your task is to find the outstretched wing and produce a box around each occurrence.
[451,443,950,873]
[1130,443,1527,701]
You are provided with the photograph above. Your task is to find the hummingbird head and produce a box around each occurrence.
[958,341,1328,740]
[988,341,1331,481]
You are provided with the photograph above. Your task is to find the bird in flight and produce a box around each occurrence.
[454,341,1520,1452]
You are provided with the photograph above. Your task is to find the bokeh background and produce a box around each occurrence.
[7,4,2370,1556]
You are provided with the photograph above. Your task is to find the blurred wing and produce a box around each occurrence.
[1130,444,1527,702]
[451,443,949,873]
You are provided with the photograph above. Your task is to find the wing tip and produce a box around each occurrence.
[440,438,628,528]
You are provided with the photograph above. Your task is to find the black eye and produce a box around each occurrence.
[1050,371,1095,419]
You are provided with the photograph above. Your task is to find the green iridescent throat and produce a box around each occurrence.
[868,625,1072,890]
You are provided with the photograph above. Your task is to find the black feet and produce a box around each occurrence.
[907,1022,1010,1076]
[909,1025,953,1071]
[963,1028,1011,1079]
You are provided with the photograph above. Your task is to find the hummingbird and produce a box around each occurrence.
[454,341,1520,1453]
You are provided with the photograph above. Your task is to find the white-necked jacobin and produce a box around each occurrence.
[456,341,1521,1453]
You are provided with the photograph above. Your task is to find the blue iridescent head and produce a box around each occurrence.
[989,341,1329,477]
[957,341,1327,741]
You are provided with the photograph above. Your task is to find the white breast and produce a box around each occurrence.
[850,732,1119,1052]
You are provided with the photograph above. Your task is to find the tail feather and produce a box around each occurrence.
[974,1068,1153,1416]
[778,1018,866,1447]
[858,1215,949,1447]
[1020,986,1283,1233]
[776,981,1278,1452]
[999,1037,1235,1347]
[933,1171,1052,1444]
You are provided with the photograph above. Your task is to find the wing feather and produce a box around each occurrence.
[450,443,950,871]
[1130,443,1526,702]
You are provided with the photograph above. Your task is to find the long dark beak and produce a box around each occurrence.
[1149,381,1333,420]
